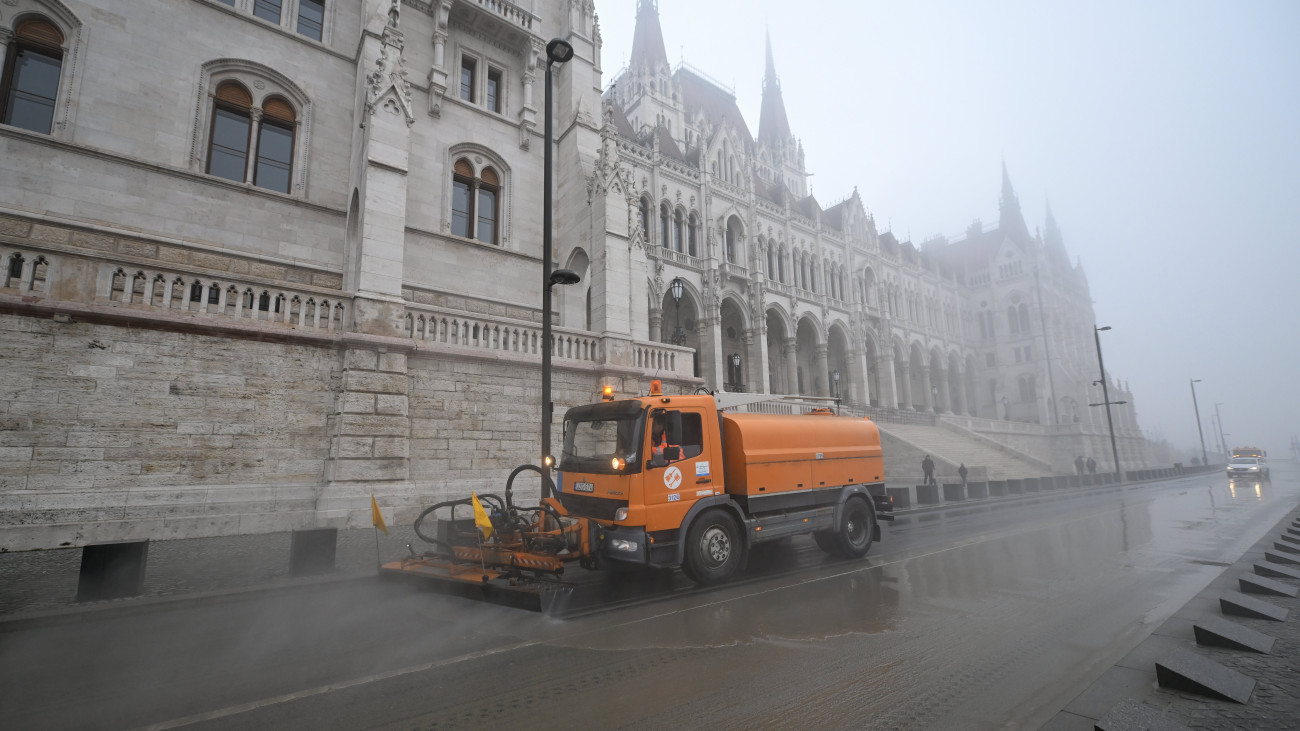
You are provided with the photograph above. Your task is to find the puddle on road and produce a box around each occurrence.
[560,565,903,650]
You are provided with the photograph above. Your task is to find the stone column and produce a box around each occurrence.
[813,343,830,398]
[955,366,970,416]
[848,347,869,406]
[937,367,950,413]
[751,326,771,394]
[900,362,913,410]
[352,19,415,338]
[742,329,759,391]
[783,338,799,396]
[920,366,933,411]
[877,353,897,408]
[649,308,662,342]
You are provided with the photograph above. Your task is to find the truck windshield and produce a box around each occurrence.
[560,401,646,474]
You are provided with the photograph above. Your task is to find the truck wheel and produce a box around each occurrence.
[683,510,745,585]
[815,497,875,559]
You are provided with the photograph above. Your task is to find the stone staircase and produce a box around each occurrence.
[876,421,1053,483]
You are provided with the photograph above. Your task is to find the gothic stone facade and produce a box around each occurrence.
[0,0,1149,552]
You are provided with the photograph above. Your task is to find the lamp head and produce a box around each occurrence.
[550,269,581,286]
[670,278,684,302]
[546,38,574,64]
[730,352,740,367]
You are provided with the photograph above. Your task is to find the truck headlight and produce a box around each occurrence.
[614,507,628,521]
[610,538,638,552]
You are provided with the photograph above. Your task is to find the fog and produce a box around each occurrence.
[599,1,1300,458]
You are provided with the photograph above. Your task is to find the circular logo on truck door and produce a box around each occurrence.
[664,466,682,490]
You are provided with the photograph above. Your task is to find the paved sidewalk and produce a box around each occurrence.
[1045,504,1300,730]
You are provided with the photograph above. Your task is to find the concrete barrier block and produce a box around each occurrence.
[1024,478,1041,492]
[967,481,987,499]
[1007,478,1024,494]
[942,483,965,502]
[886,487,910,510]
[987,480,1007,497]
[916,484,939,505]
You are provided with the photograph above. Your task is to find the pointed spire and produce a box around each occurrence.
[1044,198,1064,250]
[630,0,669,73]
[998,161,1032,246]
[758,30,792,146]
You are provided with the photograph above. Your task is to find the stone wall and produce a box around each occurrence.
[0,312,337,550]
[0,303,699,551]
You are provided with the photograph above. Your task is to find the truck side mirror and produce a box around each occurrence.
[663,445,681,462]
[648,452,667,469]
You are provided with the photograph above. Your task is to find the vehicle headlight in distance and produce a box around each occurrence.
[610,538,638,552]
[614,507,628,521]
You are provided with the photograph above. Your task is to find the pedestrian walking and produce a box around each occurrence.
[922,454,935,487]
[958,463,968,486]
[1086,456,1096,474]
[1074,455,1085,475]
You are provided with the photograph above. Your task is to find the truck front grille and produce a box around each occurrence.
[557,492,627,521]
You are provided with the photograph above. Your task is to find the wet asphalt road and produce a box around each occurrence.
[2,466,1297,731]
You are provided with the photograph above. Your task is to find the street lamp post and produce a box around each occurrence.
[669,278,687,346]
[1214,402,1228,464]
[730,352,742,391]
[540,37,578,496]
[1189,378,1207,467]
[1091,325,1124,481]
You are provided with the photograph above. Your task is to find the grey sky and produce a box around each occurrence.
[598,0,1300,458]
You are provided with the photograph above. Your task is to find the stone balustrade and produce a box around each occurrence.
[404,303,695,377]
[100,260,346,331]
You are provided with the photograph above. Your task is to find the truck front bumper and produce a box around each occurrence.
[599,525,649,565]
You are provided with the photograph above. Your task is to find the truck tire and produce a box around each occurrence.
[814,496,875,559]
[683,509,745,585]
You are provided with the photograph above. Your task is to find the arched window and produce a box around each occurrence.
[1018,303,1030,332]
[450,158,501,244]
[1008,305,1019,335]
[254,97,295,193]
[476,167,499,243]
[672,208,684,252]
[638,196,651,238]
[207,82,253,182]
[659,203,670,249]
[206,82,298,193]
[1,19,65,134]
[687,212,698,256]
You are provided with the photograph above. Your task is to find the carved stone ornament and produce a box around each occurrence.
[365,19,414,127]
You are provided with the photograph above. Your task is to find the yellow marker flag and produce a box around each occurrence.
[371,494,388,535]
[471,491,494,541]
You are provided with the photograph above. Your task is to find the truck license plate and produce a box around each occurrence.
[573,482,595,493]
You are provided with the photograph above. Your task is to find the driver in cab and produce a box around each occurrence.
[651,417,681,464]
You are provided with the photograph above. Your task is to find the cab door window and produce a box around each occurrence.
[650,411,703,463]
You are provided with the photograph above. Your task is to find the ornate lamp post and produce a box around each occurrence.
[1089,325,1125,481]
[730,352,742,392]
[669,277,687,346]
[539,37,580,494]
[832,369,840,399]
[1189,378,1208,467]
